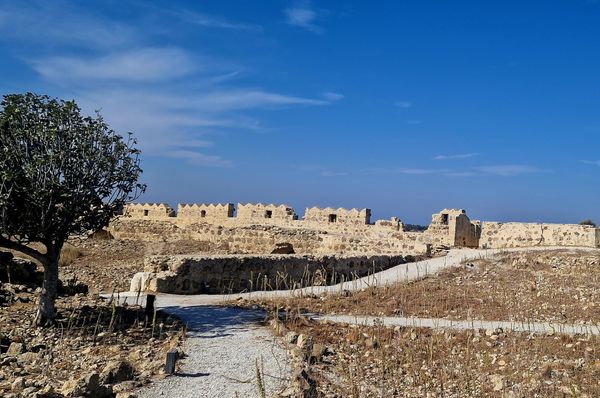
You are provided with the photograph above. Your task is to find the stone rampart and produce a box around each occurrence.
[131,253,410,294]
[236,203,298,223]
[304,207,371,225]
[108,219,428,256]
[122,203,175,219]
[479,222,599,248]
[425,209,480,248]
[177,203,234,223]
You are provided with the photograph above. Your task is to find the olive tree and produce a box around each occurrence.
[0,93,145,325]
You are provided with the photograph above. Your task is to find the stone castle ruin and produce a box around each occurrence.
[115,202,600,253]
[112,202,484,256]
[116,202,600,295]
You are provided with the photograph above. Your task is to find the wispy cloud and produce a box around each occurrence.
[434,153,479,160]
[394,101,412,108]
[32,48,195,82]
[478,165,542,177]
[171,9,262,31]
[321,92,344,101]
[581,160,600,166]
[362,164,542,178]
[0,2,136,50]
[285,1,323,33]
[406,120,422,125]
[164,150,233,168]
[295,165,348,177]
[362,167,450,175]
[4,2,339,168]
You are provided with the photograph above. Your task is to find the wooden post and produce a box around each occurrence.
[165,349,178,375]
[145,294,156,318]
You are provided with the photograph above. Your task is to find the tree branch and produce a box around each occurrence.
[0,235,48,266]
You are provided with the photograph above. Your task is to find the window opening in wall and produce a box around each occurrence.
[200,210,206,218]
[442,213,449,225]
[265,210,273,218]
[329,214,337,223]
[143,210,149,217]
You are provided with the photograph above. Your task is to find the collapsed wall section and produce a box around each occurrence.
[132,253,410,294]
[425,209,480,248]
[479,222,599,248]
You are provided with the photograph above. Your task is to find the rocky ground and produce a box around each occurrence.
[276,316,600,397]
[60,238,223,294]
[0,244,185,398]
[262,249,600,325]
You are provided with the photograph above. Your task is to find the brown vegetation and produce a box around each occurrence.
[280,316,600,397]
[260,249,600,325]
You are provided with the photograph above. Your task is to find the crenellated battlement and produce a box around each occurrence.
[112,201,600,251]
[236,203,298,222]
[123,203,175,219]
[304,207,371,225]
[177,203,234,222]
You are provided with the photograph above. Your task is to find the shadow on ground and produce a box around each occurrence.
[161,305,267,337]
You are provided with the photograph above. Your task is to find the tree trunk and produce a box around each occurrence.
[35,252,60,326]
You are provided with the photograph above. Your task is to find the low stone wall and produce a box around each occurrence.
[479,222,599,249]
[131,254,410,294]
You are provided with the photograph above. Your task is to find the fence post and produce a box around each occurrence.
[165,349,178,375]
[145,294,156,318]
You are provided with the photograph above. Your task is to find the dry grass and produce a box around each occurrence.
[260,249,600,325]
[59,244,87,267]
[283,316,600,397]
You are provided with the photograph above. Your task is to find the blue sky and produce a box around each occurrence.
[1,0,600,224]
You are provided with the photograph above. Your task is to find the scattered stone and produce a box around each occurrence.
[100,360,135,384]
[285,331,299,345]
[7,342,24,356]
[490,374,504,391]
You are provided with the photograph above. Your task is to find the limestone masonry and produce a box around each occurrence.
[111,202,599,255]
[116,202,600,295]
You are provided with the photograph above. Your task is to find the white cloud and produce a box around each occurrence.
[0,2,136,50]
[4,1,339,168]
[173,9,262,31]
[581,160,600,166]
[285,1,322,33]
[394,101,412,108]
[295,165,347,177]
[164,150,233,168]
[434,153,479,160]
[478,165,542,177]
[321,92,344,101]
[188,90,330,112]
[32,48,195,82]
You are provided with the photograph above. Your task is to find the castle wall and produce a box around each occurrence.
[123,203,175,219]
[133,253,410,294]
[425,209,480,247]
[108,219,429,256]
[177,203,234,224]
[479,222,599,249]
[236,203,298,223]
[304,207,371,225]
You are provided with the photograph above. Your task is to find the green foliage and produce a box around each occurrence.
[0,93,145,248]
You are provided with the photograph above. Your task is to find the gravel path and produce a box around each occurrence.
[311,314,600,336]
[136,306,290,398]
